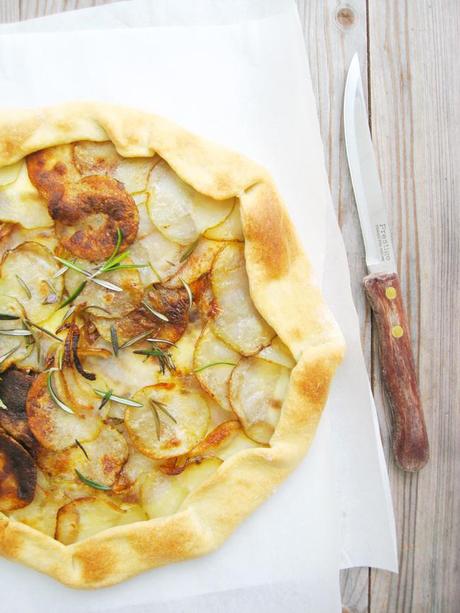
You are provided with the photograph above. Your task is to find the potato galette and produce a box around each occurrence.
[0,104,344,587]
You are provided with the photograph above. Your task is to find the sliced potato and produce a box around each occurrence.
[140,457,221,519]
[204,201,244,241]
[165,314,204,376]
[133,193,155,239]
[258,336,296,368]
[147,160,234,245]
[0,242,64,322]
[0,161,22,187]
[128,226,186,283]
[125,382,210,459]
[165,238,224,288]
[73,141,156,194]
[229,357,290,443]
[0,226,57,258]
[55,496,147,545]
[189,421,259,461]
[64,257,143,318]
[39,426,128,487]
[113,447,158,493]
[26,372,102,451]
[0,163,52,228]
[193,325,239,411]
[211,243,274,355]
[0,295,31,371]
[8,470,64,537]
[0,431,36,512]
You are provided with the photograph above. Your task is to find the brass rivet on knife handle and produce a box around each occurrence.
[363,271,429,472]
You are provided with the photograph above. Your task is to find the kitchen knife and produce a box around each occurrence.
[343,53,429,471]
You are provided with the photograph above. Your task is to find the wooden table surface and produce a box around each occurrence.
[1,1,458,611]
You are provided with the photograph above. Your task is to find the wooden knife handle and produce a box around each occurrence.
[363,272,429,471]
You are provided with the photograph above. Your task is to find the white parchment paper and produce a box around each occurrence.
[0,1,397,611]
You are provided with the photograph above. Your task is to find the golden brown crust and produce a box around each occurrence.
[0,102,344,588]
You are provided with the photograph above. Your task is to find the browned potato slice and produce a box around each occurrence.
[113,447,158,493]
[0,369,37,454]
[26,372,102,451]
[211,243,274,355]
[125,383,210,459]
[147,160,234,245]
[39,426,128,488]
[0,163,52,228]
[165,238,224,288]
[0,431,36,512]
[204,201,244,241]
[55,497,147,545]
[193,325,239,411]
[229,357,291,444]
[73,141,156,194]
[8,470,64,537]
[140,457,222,519]
[0,295,31,372]
[64,258,143,318]
[258,336,296,368]
[189,420,259,461]
[0,242,64,322]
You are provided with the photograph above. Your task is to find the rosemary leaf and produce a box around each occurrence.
[179,277,193,310]
[149,400,161,439]
[81,305,111,315]
[25,319,63,342]
[59,281,87,309]
[194,361,237,373]
[15,274,32,299]
[142,300,169,322]
[62,305,77,322]
[110,324,119,357]
[0,329,33,337]
[147,338,177,346]
[97,388,113,411]
[75,439,89,459]
[75,469,111,491]
[179,240,198,263]
[0,344,20,366]
[0,313,20,321]
[118,329,156,350]
[153,400,177,424]
[47,369,74,414]
[94,389,143,408]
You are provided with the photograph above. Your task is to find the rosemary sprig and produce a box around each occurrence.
[179,277,193,310]
[149,400,161,439]
[15,274,32,299]
[47,369,74,414]
[0,329,33,337]
[0,313,20,321]
[142,300,169,322]
[194,361,237,373]
[81,305,111,315]
[75,439,89,459]
[62,305,77,322]
[94,389,143,407]
[134,347,176,374]
[0,345,20,366]
[25,319,63,342]
[75,469,111,491]
[151,399,177,424]
[118,329,156,350]
[110,324,119,356]
[147,338,177,346]
[54,256,122,293]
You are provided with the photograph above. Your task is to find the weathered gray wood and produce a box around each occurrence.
[296,2,370,611]
[368,1,460,612]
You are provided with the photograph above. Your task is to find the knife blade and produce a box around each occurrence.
[344,53,429,471]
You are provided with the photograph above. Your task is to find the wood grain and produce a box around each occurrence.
[0,1,458,611]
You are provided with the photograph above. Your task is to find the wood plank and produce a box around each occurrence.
[0,0,112,23]
[296,2,370,611]
[368,1,460,611]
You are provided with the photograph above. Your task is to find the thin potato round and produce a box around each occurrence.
[0,242,64,322]
[129,226,186,283]
[189,421,259,461]
[0,161,22,187]
[39,426,128,488]
[229,357,290,444]
[258,336,296,369]
[211,243,274,355]
[0,163,52,229]
[0,431,37,512]
[193,325,239,411]
[147,160,234,245]
[125,383,210,459]
[204,201,244,241]
[26,372,102,451]
[0,295,31,371]
[55,497,147,545]
[73,141,156,194]
[0,226,57,257]
[64,258,143,318]
[140,457,221,519]
[113,447,158,493]
[165,238,224,288]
